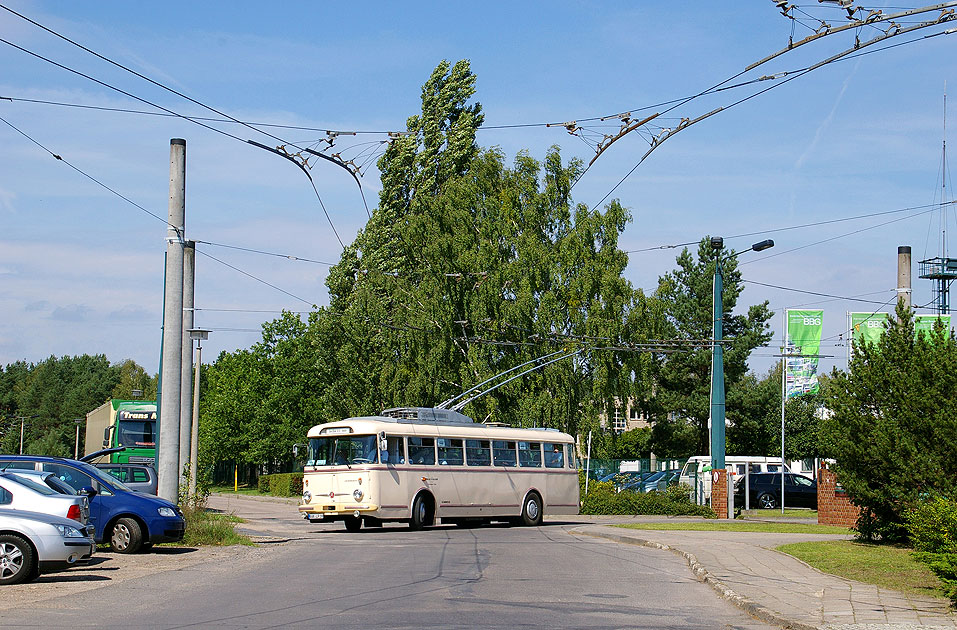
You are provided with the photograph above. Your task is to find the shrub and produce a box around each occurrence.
[906,497,957,554]
[260,473,304,497]
[582,481,715,518]
[906,497,957,606]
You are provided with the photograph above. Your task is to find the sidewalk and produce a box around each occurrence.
[580,523,957,630]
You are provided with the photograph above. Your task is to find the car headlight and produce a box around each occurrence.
[157,507,177,517]
[353,488,363,501]
[55,524,86,538]
[302,490,312,503]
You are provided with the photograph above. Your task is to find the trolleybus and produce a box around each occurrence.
[298,407,580,531]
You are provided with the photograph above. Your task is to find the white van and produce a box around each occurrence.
[679,456,790,503]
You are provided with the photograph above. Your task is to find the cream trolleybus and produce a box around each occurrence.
[298,407,580,531]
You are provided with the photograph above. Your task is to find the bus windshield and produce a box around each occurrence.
[307,435,377,467]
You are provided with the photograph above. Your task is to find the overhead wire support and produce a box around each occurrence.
[0,4,368,241]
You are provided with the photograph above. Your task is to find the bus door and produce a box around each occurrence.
[435,438,465,512]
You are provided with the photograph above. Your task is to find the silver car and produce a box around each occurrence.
[0,473,90,525]
[0,508,95,585]
[6,469,81,497]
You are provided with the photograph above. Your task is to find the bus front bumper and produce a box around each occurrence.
[298,504,379,522]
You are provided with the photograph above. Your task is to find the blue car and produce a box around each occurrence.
[0,455,185,554]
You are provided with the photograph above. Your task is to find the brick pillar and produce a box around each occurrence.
[712,469,728,519]
[817,464,860,527]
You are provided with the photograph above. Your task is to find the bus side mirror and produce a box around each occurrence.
[378,432,387,452]
[292,444,300,457]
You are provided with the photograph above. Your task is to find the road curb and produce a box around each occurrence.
[573,526,819,630]
[210,492,299,505]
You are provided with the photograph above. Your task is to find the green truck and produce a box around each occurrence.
[84,399,157,465]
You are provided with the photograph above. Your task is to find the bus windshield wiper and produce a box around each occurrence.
[332,439,350,469]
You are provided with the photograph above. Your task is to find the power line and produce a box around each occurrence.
[740,205,940,265]
[0,114,174,228]
[625,201,952,254]
[743,279,898,306]
[195,247,316,307]
[194,241,336,266]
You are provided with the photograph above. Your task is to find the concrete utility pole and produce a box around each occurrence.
[158,138,186,503]
[180,242,195,479]
[898,246,912,310]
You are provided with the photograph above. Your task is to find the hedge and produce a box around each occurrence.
[582,481,716,518]
[258,473,303,497]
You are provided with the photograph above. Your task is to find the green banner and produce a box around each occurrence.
[785,310,823,399]
[850,312,890,346]
[915,314,952,338]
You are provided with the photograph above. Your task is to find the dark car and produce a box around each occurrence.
[95,464,158,495]
[734,472,817,509]
[599,471,651,490]
[0,455,184,553]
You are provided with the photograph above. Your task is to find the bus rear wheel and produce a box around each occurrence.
[344,516,362,532]
[521,492,543,526]
[409,494,433,530]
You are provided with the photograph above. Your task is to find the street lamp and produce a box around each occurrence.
[73,418,84,460]
[709,237,774,474]
[16,415,39,455]
[187,328,211,497]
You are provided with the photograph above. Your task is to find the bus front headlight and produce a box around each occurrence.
[302,490,312,503]
[353,488,363,501]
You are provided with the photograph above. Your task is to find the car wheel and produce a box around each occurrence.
[110,517,144,554]
[521,492,543,526]
[344,516,362,532]
[409,494,432,530]
[757,492,778,510]
[0,534,35,585]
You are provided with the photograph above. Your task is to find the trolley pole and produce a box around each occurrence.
[158,138,186,503]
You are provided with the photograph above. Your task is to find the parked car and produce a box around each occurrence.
[624,469,681,493]
[734,472,818,509]
[0,508,95,585]
[0,473,89,525]
[0,455,185,553]
[4,469,82,496]
[95,463,158,495]
[599,470,652,491]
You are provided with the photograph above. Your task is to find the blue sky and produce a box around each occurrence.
[1,1,955,378]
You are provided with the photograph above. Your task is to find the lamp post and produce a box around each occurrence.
[73,418,84,459]
[17,415,39,455]
[709,237,774,473]
[187,328,210,498]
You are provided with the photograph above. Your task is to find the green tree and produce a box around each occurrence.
[111,359,157,400]
[822,303,957,541]
[606,427,652,460]
[648,241,773,456]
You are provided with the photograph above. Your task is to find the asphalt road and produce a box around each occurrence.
[0,502,780,629]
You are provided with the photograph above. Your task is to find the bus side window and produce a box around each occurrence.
[492,440,517,467]
[437,438,464,466]
[465,439,490,466]
[408,437,436,465]
[544,443,564,468]
[518,442,542,467]
[386,436,405,465]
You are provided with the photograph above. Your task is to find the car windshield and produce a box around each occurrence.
[79,461,134,492]
[3,473,57,495]
[307,435,377,466]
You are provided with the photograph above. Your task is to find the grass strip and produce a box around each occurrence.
[180,507,254,547]
[779,540,946,600]
[616,521,851,534]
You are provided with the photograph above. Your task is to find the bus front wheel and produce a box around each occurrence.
[521,492,543,526]
[409,494,433,530]
[344,516,362,532]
